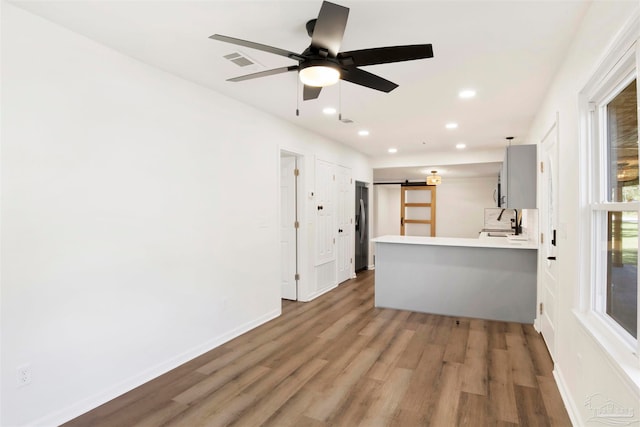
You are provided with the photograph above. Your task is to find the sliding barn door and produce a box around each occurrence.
[400,185,436,237]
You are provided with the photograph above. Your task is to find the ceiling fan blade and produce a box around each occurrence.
[338,44,434,67]
[210,34,305,61]
[227,66,299,82]
[311,1,349,57]
[303,85,322,100]
[341,68,398,93]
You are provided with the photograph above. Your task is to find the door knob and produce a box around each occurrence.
[547,256,556,260]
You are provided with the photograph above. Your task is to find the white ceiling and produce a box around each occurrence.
[11,0,591,178]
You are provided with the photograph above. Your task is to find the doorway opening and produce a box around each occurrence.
[280,151,300,300]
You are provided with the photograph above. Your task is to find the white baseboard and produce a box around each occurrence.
[30,308,281,427]
[533,316,541,332]
[553,367,581,427]
[299,283,338,302]
[367,264,375,270]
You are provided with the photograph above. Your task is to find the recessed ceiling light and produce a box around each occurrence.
[445,122,458,129]
[456,143,466,149]
[323,107,337,115]
[388,148,398,153]
[458,89,476,99]
[358,130,370,136]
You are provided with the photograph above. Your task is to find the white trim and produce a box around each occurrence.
[30,308,281,427]
[535,112,560,353]
[279,147,307,302]
[554,367,582,427]
[591,202,640,211]
[279,146,311,302]
[581,12,639,99]
[298,282,338,302]
[573,310,640,397]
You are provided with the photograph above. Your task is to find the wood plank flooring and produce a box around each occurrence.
[63,270,572,426]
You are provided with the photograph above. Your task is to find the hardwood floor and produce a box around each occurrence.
[63,270,571,426]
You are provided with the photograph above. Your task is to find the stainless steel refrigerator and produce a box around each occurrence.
[355,182,368,272]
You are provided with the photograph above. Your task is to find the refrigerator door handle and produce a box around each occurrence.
[359,198,366,244]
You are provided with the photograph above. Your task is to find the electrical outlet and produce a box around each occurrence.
[17,364,32,387]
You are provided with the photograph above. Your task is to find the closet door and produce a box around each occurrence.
[315,159,335,265]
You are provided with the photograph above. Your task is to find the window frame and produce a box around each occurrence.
[578,18,640,379]
[589,69,639,348]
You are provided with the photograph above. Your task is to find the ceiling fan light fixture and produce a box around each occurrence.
[426,170,442,186]
[458,89,476,99]
[299,64,340,87]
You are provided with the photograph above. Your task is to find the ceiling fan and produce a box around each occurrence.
[209,1,434,101]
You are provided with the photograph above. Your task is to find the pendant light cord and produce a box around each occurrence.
[338,81,342,121]
[296,75,300,117]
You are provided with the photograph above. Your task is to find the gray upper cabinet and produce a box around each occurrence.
[499,144,537,209]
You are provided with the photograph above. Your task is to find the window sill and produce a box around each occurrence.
[573,309,640,397]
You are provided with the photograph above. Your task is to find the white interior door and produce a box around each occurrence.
[315,159,335,266]
[540,120,559,359]
[337,166,352,284]
[280,155,297,300]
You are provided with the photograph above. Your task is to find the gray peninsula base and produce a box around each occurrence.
[374,240,537,323]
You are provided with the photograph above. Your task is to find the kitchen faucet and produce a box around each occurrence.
[497,208,521,235]
[512,209,521,235]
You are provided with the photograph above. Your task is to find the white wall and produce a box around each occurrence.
[525,1,640,424]
[373,185,401,238]
[373,176,496,243]
[0,4,372,426]
[436,177,496,238]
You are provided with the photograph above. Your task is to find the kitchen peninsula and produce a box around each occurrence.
[372,235,538,323]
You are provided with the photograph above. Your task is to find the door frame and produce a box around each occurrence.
[278,149,305,301]
[336,165,353,284]
[536,113,560,360]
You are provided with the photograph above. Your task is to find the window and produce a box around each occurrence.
[604,81,638,340]
[587,50,639,347]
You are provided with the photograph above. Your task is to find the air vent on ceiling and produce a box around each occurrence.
[224,52,255,67]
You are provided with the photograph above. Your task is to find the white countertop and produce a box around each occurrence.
[372,234,538,250]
